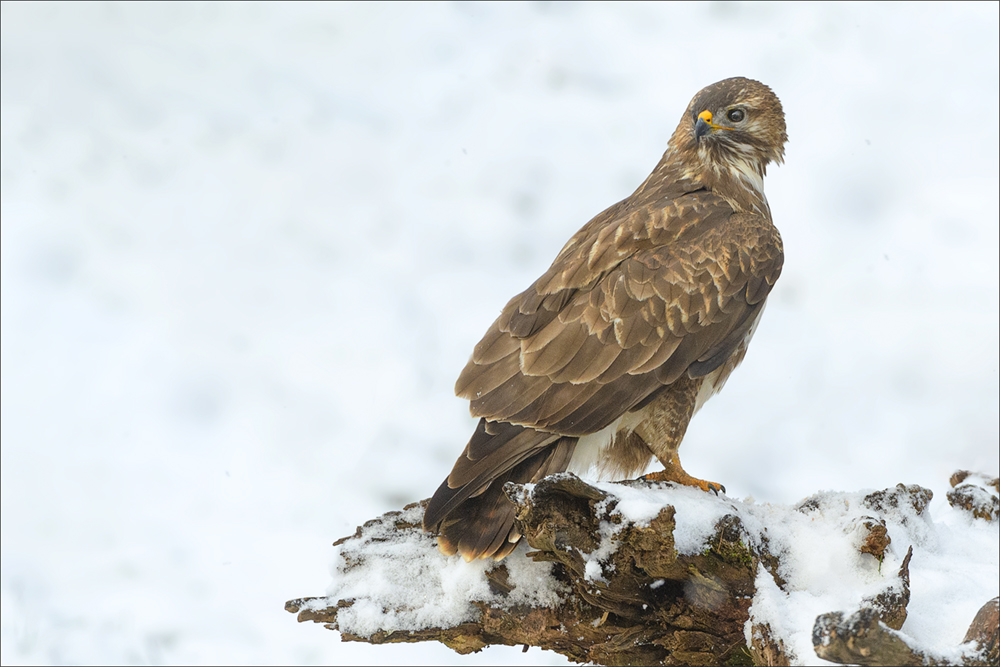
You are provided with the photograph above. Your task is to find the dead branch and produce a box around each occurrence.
[287,473,999,666]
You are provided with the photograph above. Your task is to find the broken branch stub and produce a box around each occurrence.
[812,597,999,667]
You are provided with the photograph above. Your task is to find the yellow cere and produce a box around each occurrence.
[698,110,713,123]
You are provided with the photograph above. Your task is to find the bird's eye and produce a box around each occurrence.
[726,109,745,123]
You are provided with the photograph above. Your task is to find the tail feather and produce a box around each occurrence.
[425,420,557,527]
[425,421,576,561]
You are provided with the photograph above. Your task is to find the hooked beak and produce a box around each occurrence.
[695,110,717,141]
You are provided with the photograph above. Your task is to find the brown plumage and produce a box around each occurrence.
[423,77,788,561]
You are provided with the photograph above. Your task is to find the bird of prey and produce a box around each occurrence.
[423,77,787,561]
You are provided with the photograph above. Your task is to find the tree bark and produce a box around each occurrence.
[286,473,999,666]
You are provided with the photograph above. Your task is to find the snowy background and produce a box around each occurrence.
[1,2,997,665]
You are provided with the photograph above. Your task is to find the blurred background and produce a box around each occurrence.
[1,2,997,664]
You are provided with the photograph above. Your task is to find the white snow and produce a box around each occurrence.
[742,485,1000,663]
[595,481,739,555]
[1,3,997,665]
[321,478,997,665]
[324,504,567,638]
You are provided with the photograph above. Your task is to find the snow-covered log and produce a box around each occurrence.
[286,471,999,666]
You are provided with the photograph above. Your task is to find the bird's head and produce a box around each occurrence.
[670,77,787,193]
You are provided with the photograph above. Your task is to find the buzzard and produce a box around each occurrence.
[423,77,787,561]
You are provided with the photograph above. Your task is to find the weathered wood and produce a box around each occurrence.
[947,471,1000,522]
[287,472,998,666]
[962,597,999,667]
[862,546,912,631]
[812,597,999,667]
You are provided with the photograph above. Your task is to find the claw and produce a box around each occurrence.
[643,469,726,495]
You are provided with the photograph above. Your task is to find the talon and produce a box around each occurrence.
[643,469,726,495]
[696,479,726,495]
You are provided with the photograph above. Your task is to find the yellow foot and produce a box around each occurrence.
[643,469,726,495]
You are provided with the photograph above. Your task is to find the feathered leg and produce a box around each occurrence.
[635,374,726,494]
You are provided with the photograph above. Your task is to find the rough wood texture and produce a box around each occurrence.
[962,597,999,667]
[812,597,999,667]
[287,473,999,666]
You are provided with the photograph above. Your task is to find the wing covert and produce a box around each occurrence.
[456,197,782,436]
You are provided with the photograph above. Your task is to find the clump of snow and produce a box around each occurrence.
[743,485,999,663]
[583,560,605,583]
[578,497,623,583]
[946,473,1000,523]
[594,481,740,554]
[326,504,568,638]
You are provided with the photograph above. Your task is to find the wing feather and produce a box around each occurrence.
[548,334,623,384]
[455,349,521,399]
[630,335,682,374]
[470,371,551,420]
[471,326,519,365]
[453,199,782,435]
[521,321,591,377]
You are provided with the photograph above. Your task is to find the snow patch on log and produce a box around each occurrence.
[289,472,999,665]
[323,502,569,638]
